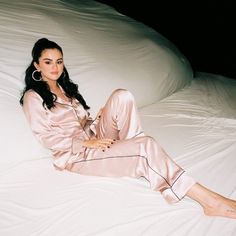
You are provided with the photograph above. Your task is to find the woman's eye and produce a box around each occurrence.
[45,61,51,64]
[57,61,63,64]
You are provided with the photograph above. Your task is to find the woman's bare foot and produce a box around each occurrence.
[186,183,236,219]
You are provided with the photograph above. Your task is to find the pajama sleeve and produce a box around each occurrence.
[22,91,85,169]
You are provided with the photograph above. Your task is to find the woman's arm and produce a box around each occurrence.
[23,91,75,152]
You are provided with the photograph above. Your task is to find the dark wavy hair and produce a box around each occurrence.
[20,38,90,110]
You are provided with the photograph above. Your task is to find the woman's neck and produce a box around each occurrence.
[47,81,59,92]
[49,84,59,93]
[50,84,70,102]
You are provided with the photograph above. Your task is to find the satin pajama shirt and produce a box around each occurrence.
[23,88,196,203]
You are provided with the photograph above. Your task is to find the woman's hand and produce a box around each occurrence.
[82,138,114,151]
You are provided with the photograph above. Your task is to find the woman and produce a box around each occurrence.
[20,38,236,219]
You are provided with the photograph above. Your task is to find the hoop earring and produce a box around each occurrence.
[32,70,42,81]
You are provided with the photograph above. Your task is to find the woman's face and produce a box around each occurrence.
[34,48,64,85]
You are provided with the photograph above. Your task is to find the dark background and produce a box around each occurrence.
[95,0,235,80]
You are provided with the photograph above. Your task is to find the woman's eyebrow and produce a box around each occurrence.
[42,58,63,61]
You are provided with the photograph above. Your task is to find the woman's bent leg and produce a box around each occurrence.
[96,89,144,140]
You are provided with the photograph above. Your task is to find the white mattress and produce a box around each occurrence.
[0,0,236,235]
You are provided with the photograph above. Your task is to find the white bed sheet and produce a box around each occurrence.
[0,0,236,235]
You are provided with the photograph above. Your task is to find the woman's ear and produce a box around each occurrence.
[33,62,40,71]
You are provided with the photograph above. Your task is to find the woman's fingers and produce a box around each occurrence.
[97,138,114,150]
[99,138,114,145]
[83,138,115,150]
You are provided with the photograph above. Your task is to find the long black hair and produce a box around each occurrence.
[20,38,90,110]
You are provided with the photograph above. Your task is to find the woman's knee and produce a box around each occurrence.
[111,88,135,103]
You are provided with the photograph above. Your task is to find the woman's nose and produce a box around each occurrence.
[52,63,58,69]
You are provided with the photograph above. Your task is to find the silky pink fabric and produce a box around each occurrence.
[23,88,196,203]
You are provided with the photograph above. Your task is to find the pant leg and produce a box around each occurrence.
[70,136,196,203]
[96,89,144,140]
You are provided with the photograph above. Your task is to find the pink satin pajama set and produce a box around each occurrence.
[23,88,196,203]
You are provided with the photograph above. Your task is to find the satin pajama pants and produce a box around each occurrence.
[70,89,196,203]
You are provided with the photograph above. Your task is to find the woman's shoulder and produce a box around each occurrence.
[23,89,43,106]
[23,89,42,100]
